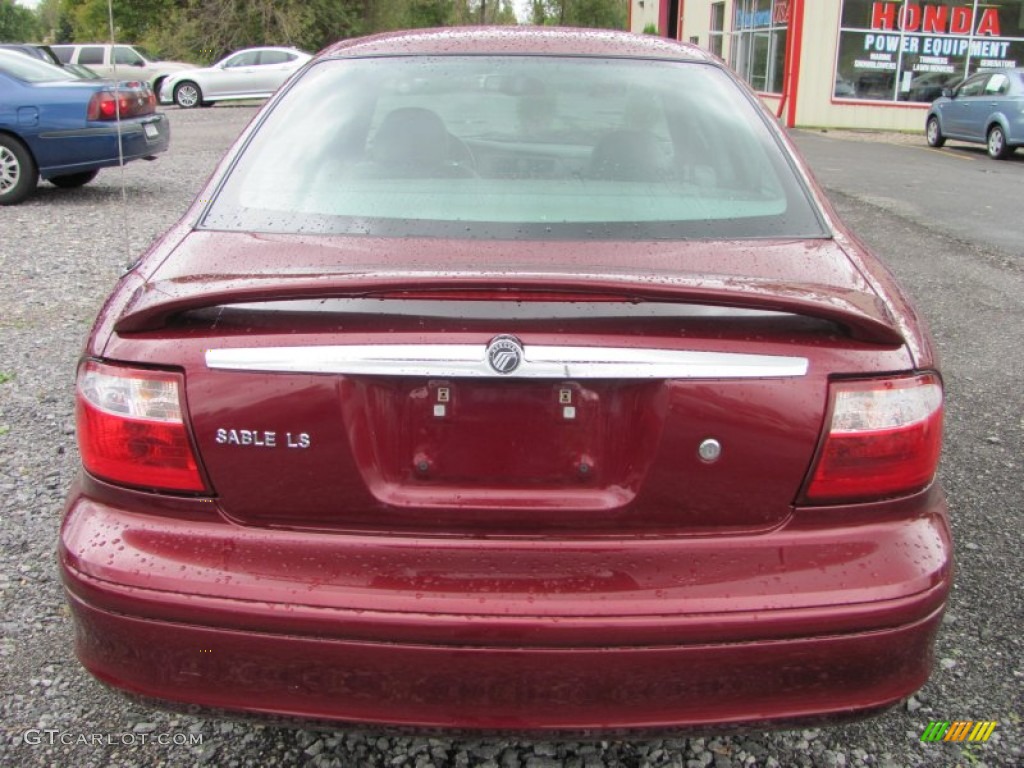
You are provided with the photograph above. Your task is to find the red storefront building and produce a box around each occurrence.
[630,1,1024,130]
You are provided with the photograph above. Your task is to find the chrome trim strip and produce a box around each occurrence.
[206,345,808,379]
[39,125,145,139]
[225,299,791,320]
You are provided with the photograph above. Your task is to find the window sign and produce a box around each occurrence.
[835,1,1024,102]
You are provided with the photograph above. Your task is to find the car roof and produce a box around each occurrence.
[319,26,710,62]
[0,48,34,62]
[972,67,1024,75]
[0,43,62,64]
[232,46,296,51]
[0,48,77,78]
[221,46,308,56]
[0,44,44,57]
[50,43,145,48]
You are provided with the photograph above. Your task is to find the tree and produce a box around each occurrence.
[530,0,626,29]
[63,0,173,44]
[370,0,516,31]
[408,0,453,28]
[142,0,367,63]
[35,0,527,65]
[52,0,367,61]
[0,0,39,42]
[462,0,517,25]
[35,0,74,43]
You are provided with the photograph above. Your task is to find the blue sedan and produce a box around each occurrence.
[0,50,169,204]
[926,68,1024,159]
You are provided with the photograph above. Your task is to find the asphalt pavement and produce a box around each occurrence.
[792,129,1024,256]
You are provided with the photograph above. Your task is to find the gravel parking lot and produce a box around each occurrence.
[1,106,1021,768]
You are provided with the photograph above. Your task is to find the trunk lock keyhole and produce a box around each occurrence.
[698,439,722,463]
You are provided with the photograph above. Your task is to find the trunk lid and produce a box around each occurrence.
[105,233,913,535]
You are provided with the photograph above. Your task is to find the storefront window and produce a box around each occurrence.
[709,2,726,58]
[835,0,1024,102]
[729,0,789,94]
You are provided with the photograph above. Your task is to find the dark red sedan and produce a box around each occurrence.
[61,27,951,733]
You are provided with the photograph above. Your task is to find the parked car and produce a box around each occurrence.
[926,68,1024,158]
[0,50,168,205]
[61,28,950,733]
[0,43,101,79]
[900,71,961,103]
[158,46,311,108]
[833,74,856,98]
[50,43,193,96]
[854,70,895,99]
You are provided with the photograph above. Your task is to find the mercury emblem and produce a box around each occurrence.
[486,335,524,375]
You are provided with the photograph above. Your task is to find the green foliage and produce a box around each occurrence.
[49,0,367,60]
[408,0,454,28]
[65,0,172,44]
[24,0,624,64]
[371,0,516,31]
[642,22,658,35]
[465,0,518,25]
[0,0,40,42]
[531,0,627,29]
[142,0,368,63]
[35,0,73,43]
[139,0,518,63]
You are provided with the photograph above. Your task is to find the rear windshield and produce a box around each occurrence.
[203,55,826,240]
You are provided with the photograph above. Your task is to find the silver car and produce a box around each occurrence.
[159,46,311,108]
[926,68,1024,159]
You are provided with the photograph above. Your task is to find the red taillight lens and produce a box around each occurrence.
[75,361,206,492]
[802,373,943,504]
[100,97,119,118]
[87,92,114,120]
[86,88,157,121]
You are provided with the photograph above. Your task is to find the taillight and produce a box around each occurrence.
[86,88,157,121]
[75,361,207,492]
[802,373,943,504]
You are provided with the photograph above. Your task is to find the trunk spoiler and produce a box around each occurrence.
[114,271,904,345]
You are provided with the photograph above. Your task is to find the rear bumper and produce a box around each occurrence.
[60,478,953,732]
[68,591,944,732]
[35,114,169,178]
